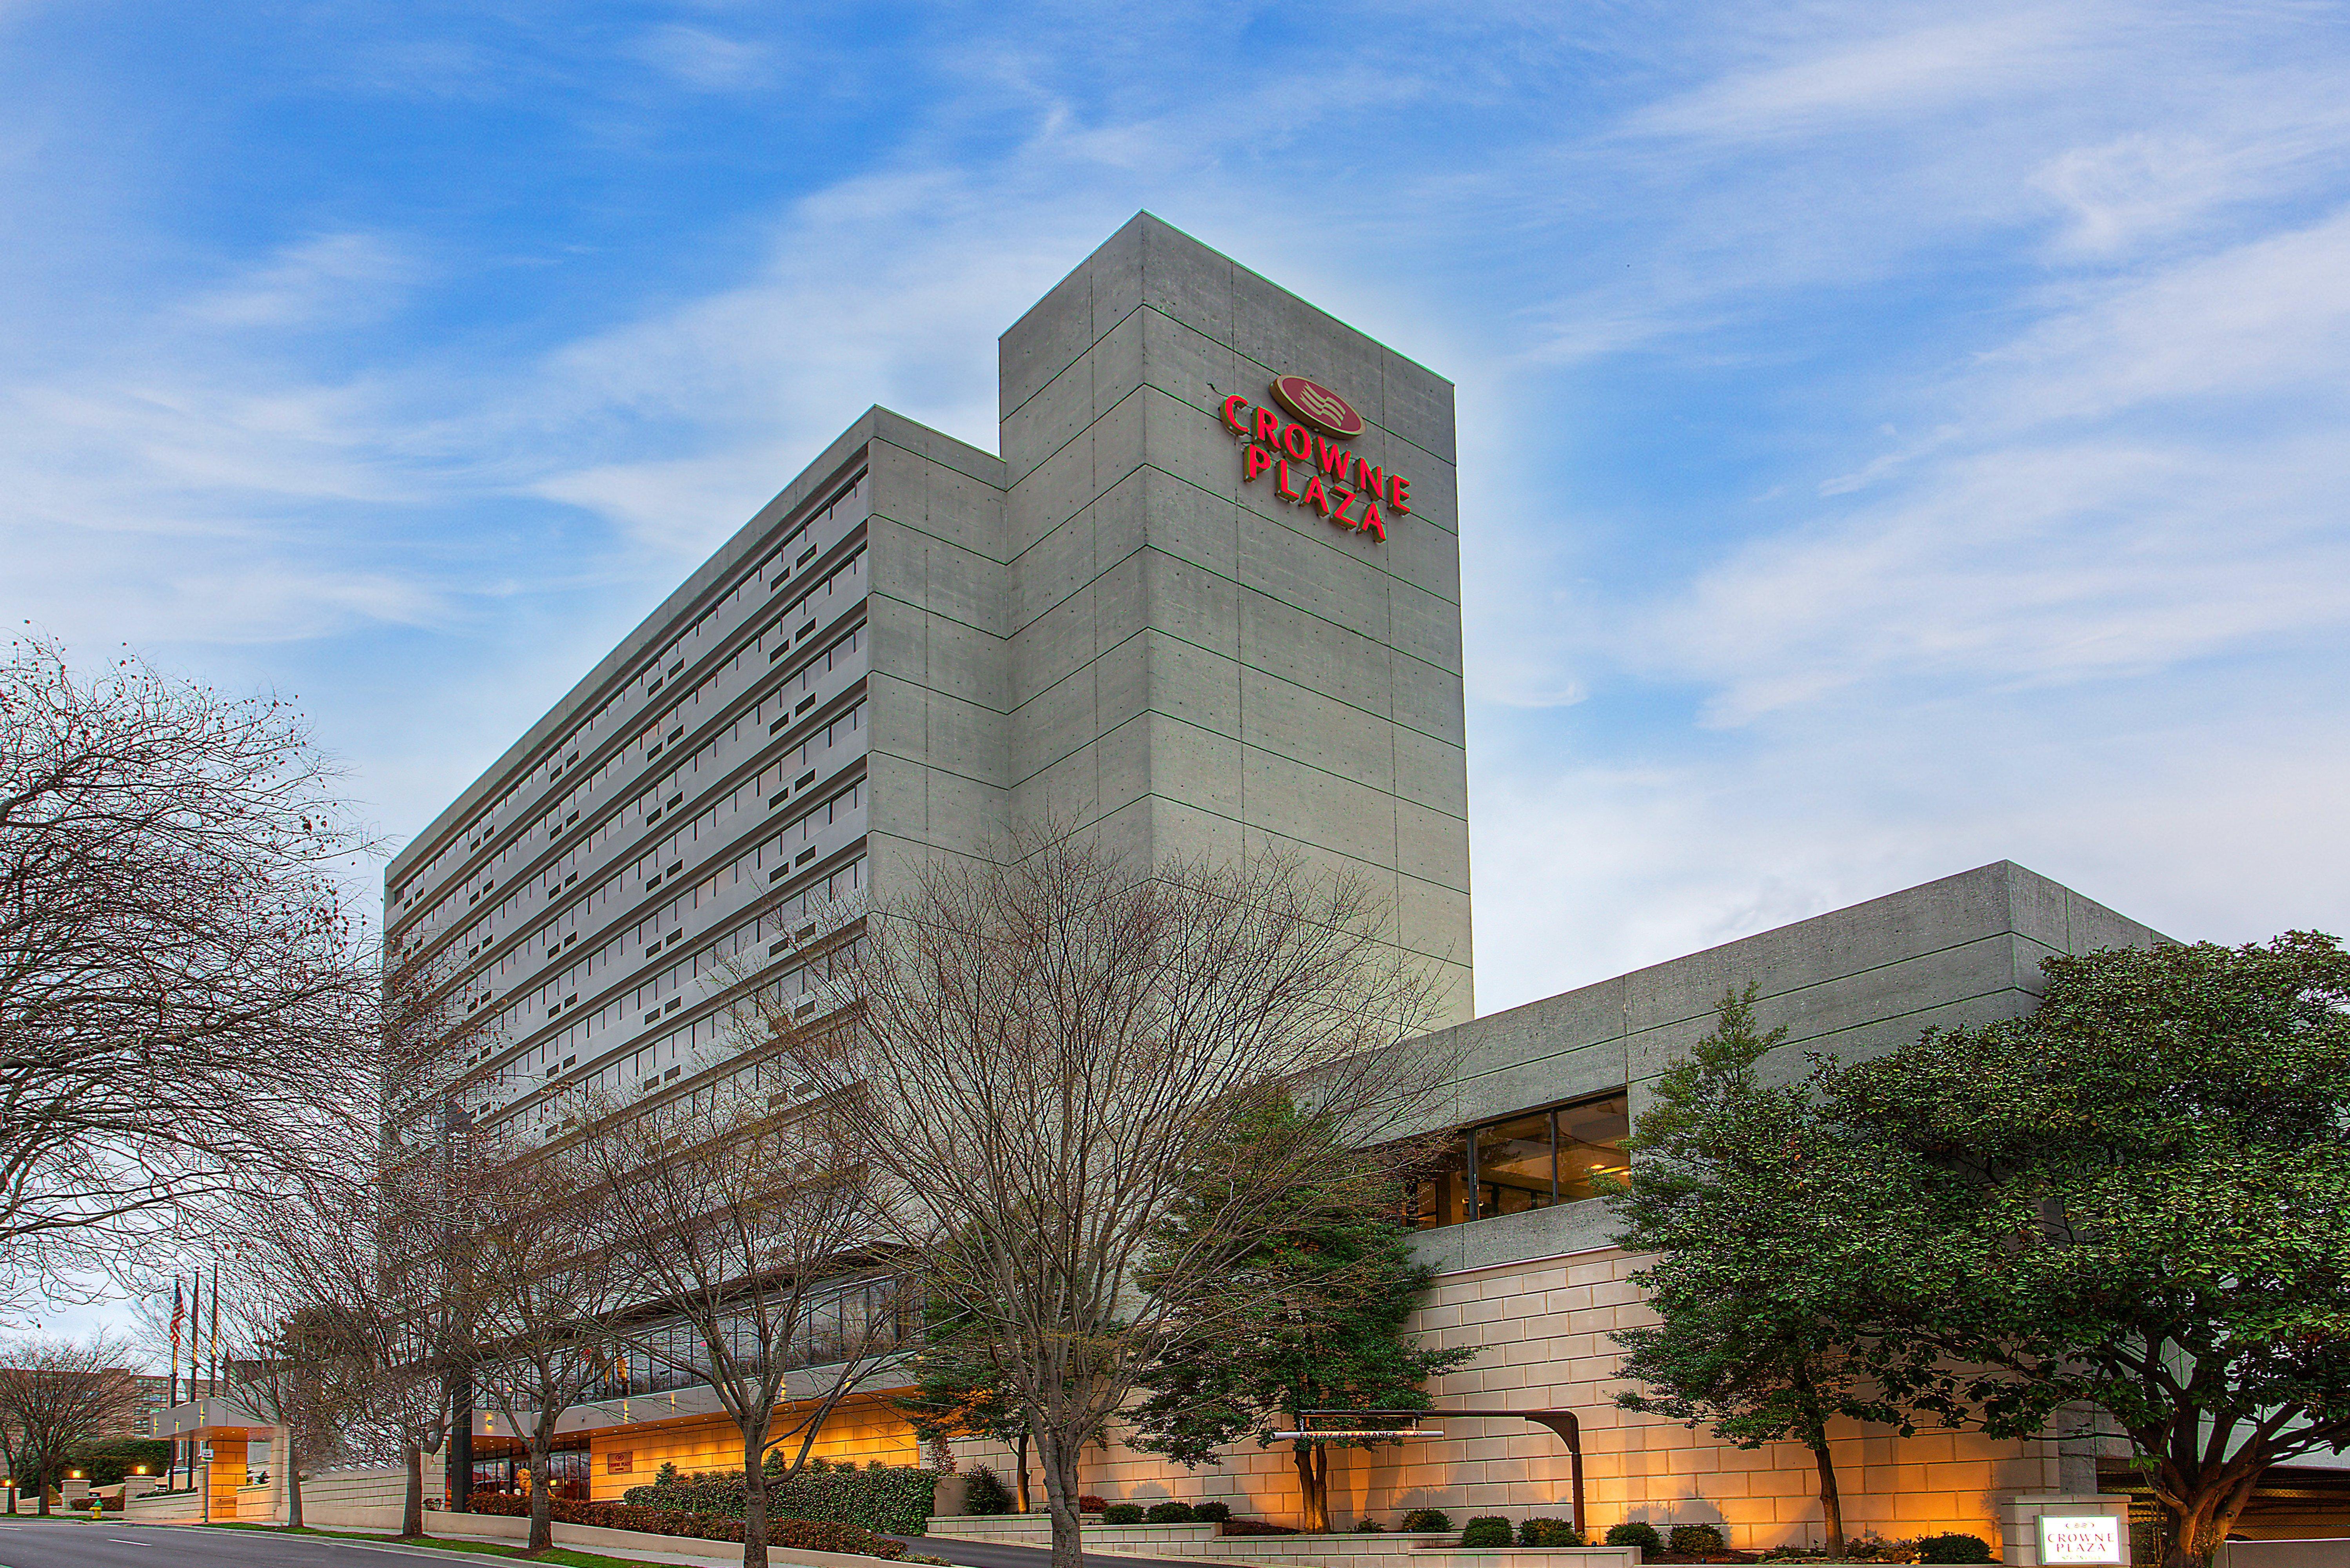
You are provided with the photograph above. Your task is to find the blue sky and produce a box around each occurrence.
[6,0,2348,1040]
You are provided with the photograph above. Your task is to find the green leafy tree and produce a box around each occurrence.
[895,1279,1034,1512]
[1609,985,1927,1555]
[1132,1098,1471,1532]
[1823,935,2350,1568]
[72,1437,169,1488]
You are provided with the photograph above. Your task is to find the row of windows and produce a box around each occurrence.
[390,482,866,936]
[459,763,866,1076]
[575,1271,911,1403]
[409,626,868,1031]
[464,855,866,1135]
[401,606,866,986]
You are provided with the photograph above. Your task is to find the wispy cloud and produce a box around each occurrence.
[2,0,2348,1028]
[629,25,778,93]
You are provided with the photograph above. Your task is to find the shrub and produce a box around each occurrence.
[1462,1517,1515,1548]
[1607,1522,1664,1553]
[1917,1534,1992,1564]
[465,1492,907,1557]
[1195,1502,1231,1524]
[618,1458,941,1534]
[1846,1535,1921,1563]
[1222,1519,1301,1536]
[1520,1518,1582,1547]
[1081,1495,1107,1513]
[1401,1509,1454,1533]
[963,1467,1013,1517]
[1102,1503,1146,1524]
[1147,1501,1197,1524]
[1356,1517,1386,1534]
[1671,1524,1727,1555]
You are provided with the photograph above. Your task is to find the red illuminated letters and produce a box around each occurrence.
[1219,383,1413,545]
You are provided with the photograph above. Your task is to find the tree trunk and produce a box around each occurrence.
[1015,1430,1032,1514]
[403,1442,425,1537]
[1292,1442,1329,1533]
[527,1434,554,1553]
[287,1432,303,1530]
[742,1430,772,1568]
[1039,1431,1087,1568]
[1789,1365,1843,1558]
[1807,1436,1844,1557]
[2160,1469,2266,1568]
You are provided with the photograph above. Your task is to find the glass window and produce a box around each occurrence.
[1405,1131,1472,1229]
[1400,1091,1629,1230]
[1475,1111,1558,1216]
[1556,1094,1632,1201]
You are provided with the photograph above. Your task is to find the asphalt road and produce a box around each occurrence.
[0,1520,492,1567]
[0,1519,1180,1568]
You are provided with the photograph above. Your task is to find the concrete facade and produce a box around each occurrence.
[383,213,1474,1161]
[941,862,2165,1550]
[375,217,2188,1554]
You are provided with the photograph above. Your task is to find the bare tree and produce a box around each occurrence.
[214,1275,373,1531]
[450,1136,627,1553]
[185,939,487,1538]
[769,832,1447,1568]
[578,1071,908,1568]
[0,1335,142,1515]
[0,634,377,1306]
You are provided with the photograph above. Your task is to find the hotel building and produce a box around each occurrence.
[308,214,2283,1552]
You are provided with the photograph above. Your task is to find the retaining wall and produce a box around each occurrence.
[924,1515,1640,1568]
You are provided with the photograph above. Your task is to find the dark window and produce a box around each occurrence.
[1404,1090,1630,1229]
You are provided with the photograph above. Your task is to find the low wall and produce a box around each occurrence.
[923,1516,1640,1568]
[298,1461,434,1532]
[2221,1542,2350,1568]
[428,1511,948,1568]
[126,1489,204,1523]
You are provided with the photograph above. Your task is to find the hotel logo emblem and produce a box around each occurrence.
[1269,375,1365,440]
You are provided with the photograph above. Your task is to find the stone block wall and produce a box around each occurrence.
[588,1393,922,1503]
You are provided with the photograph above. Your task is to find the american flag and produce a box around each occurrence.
[169,1280,184,1377]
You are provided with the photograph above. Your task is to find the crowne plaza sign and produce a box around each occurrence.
[1220,376,1410,542]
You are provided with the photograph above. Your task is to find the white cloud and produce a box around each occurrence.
[1624,9,2085,145]
[628,25,778,93]
[186,232,420,330]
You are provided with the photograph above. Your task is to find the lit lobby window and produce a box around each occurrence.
[1405,1091,1631,1229]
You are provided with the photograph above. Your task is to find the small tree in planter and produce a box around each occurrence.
[1609,987,1915,1557]
[1132,1099,1470,1532]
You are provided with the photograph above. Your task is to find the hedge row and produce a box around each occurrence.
[619,1458,941,1536]
[464,1489,906,1556]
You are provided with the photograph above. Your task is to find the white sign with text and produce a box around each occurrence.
[2039,1514,2123,1564]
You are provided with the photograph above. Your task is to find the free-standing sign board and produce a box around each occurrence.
[2039,1514,2123,1564]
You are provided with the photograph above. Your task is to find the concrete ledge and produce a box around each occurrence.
[427,1511,919,1568]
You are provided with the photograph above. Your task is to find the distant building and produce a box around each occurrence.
[105,1371,173,1439]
